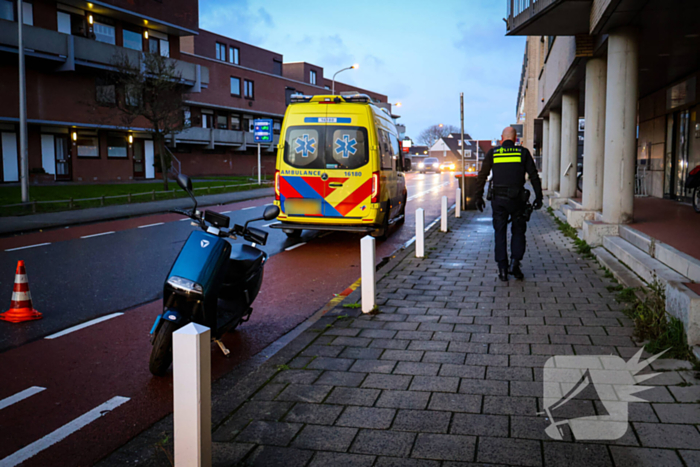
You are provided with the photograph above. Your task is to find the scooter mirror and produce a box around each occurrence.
[262,205,280,221]
[176,174,193,193]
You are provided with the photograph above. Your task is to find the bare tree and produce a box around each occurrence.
[107,52,189,191]
[418,124,460,147]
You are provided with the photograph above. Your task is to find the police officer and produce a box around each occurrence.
[475,127,543,281]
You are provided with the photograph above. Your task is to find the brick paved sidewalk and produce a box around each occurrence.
[211,207,700,467]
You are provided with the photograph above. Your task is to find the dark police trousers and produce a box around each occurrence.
[491,195,527,269]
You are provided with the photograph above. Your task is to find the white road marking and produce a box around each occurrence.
[0,387,45,411]
[407,181,450,202]
[179,218,190,221]
[263,222,280,228]
[285,243,306,251]
[0,396,130,467]
[220,211,231,214]
[44,313,124,340]
[80,231,115,239]
[137,222,164,229]
[5,243,50,252]
[242,206,256,210]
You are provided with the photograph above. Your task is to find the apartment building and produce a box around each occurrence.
[507,0,700,216]
[0,0,389,183]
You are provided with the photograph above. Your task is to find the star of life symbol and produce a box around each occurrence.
[335,135,357,159]
[541,348,667,440]
[295,134,316,158]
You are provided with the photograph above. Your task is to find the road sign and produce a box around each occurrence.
[254,119,273,143]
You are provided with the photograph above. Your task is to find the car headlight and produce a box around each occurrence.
[418,163,425,168]
[167,276,203,295]
[433,163,439,168]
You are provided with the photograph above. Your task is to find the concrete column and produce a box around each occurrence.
[560,92,579,198]
[582,57,607,211]
[542,119,550,190]
[548,110,561,193]
[602,27,639,224]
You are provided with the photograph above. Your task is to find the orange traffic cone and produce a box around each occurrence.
[0,261,42,323]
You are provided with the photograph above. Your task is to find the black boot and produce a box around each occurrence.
[509,259,524,280]
[498,267,509,282]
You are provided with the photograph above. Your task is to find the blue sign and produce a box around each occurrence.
[254,118,273,143]
[335,135,357,159]
[295,134,316,158]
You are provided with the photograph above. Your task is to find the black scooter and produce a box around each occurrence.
[149,174,279,376]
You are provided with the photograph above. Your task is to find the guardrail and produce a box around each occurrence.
[0,181,273,216]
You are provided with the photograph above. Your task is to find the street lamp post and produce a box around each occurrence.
[18,0,29,202]
[331,64,358,95]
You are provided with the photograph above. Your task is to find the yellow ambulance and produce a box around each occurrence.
[271,94,409,239]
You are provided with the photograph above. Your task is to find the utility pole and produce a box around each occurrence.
[18,0,29,202]
[257,143,261,185]
[460,93,465,210]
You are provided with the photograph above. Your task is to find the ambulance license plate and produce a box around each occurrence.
[285,199,322,215]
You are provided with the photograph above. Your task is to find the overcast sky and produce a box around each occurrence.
[200,0,525,142]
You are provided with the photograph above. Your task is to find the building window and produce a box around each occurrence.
[22,1,32,25]
[217,115,228,130]
[230,114,241,130]
[201,111,213,129]
[273,59,282,76]
[95,78,115,105]
[125,84,140,107]
[310,70,317,85]
[183,107,191,127]
[122,29,142,51]
[324,85,330,90]
[57,11,71,34]
[94,22,116,45]
[273,120,281,135]
[244,80,254,99]
[229,46,239,64]
[0,0,13,21]
[107,134,128,158]
[216,42,226,61]
[77,136,99,157]
[230,77,241,96]
[148,32,169,57]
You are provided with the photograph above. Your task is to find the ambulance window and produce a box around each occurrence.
[285,127,322,168]
[329,127,368,170]
[379,130,393,170]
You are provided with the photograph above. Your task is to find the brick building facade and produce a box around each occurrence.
[0,0,388,184]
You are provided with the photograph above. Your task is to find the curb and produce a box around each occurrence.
[0,187,275,236]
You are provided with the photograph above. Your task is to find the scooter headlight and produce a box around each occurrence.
[167,276,203,295]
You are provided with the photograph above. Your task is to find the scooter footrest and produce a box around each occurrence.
[240,307,253,323]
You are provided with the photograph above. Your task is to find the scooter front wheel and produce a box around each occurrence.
[149,320,179,376]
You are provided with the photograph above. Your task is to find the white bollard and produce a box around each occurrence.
[173,323,212,467]
[440,196,448,232]
[361,235,376,313]
[456,188,461,218]
[416,208,425,258]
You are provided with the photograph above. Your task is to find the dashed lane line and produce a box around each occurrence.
[242,206,257,211]
[137,222,164,229]
[285,243,306,251]
[0,396,130,467]
[44,313,125,340]
[220,211,232,214]
[80,231,115,239]
[0,387,46,411]
[4,243,51,252]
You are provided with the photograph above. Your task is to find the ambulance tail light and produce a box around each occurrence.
[274,170,280,201]
[371,172,379,203]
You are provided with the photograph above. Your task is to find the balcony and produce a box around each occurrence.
[0,19,208,87]
[506,0,592,36]
[172,127,279,151]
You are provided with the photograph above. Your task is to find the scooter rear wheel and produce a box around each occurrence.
[149,320,178,376]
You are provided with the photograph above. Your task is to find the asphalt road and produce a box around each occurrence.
[0,172,457,351]
[0,171,460,467]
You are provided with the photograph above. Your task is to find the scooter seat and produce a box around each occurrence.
[229,244,265,276]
